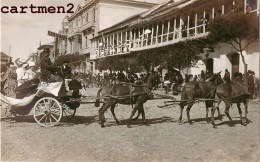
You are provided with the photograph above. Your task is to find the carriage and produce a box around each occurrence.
[1,78,81,127]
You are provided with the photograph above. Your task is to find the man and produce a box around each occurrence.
[61,61,72,79]
[40,49,60,82]
[16,63,29,86]
[248,71,257,99]
[26,62,36,80]
[223,69,231,83]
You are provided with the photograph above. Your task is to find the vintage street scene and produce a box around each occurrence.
[1,0,259,161]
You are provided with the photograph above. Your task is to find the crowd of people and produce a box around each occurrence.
[1,49,259,101]
[1,60,37,98]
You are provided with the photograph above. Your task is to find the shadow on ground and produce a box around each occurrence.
[104,116,177,127]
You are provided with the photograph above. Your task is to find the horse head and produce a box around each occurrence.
[208,71,223,86]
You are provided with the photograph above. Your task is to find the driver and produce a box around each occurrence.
[40,49,61,82]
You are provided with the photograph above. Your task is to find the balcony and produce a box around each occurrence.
[95,23,208,58]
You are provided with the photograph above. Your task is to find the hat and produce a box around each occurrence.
[28,62,35,67]
[22,63,29,68]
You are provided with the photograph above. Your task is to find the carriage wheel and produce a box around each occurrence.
[33,97,62,127]
[62,104,76,121]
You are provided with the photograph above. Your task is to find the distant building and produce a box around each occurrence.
[0,52,11,65]
[58,0,160,74]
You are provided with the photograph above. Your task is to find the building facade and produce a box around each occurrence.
[0,52,11,65]
[58,0,159,74]
[92,0,259,77]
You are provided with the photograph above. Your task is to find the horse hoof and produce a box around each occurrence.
[101,124,105,128]
[213,125,218,129]
[189,121,193,125]
[242,118,247,124]
[127,124,132,128]
[178,119,182,123]
[116,121,120,125]
[145,123,150,126]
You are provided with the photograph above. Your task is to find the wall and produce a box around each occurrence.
[98,3,149,31]
[190,41,259,78]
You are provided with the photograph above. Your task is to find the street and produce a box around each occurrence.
[1,88,259,161]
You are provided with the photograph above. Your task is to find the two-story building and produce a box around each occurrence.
[59,0,160,74]
[92,0,259,78]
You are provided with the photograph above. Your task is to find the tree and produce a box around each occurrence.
[96,55,129,72]
[165,43,200,73]
[136,49,164,72]
[55,53,86,67]
[208,11,259,82]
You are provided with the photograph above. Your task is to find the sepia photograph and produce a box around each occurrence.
[0,0,259,161]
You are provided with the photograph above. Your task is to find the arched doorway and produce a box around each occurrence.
[231,53,239,79]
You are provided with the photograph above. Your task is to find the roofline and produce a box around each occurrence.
[68,0,160,21]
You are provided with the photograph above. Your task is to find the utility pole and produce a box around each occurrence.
[8,45,11,62]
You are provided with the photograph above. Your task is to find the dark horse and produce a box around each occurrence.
[95,73,160,128]
[178,72,223,124]
[211,78,251,127]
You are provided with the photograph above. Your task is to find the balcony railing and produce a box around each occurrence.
[95,23,208,58]
[94,0,259,59]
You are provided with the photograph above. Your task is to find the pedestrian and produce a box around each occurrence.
[200,70,205,81]
[26,62,36,80]
[2,61,17,97]
[117,71,126,83]
[16,63,29,86]
[193,75,198,81]
[223,69,231,83]
[248,70,255,99]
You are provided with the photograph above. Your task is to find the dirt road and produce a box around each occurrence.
[1,88,259,161]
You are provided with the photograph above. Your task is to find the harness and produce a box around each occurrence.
[104,82,151,108]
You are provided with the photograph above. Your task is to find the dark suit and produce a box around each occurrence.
[61,65,72,78]
[40,56,58,82]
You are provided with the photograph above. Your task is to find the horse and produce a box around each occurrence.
[95,73,160,128]
[178,72,223,124]
[211,78,251,127]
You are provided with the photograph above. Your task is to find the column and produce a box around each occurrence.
[161,22,164,42]
[187,15,190,37]
[156,23,159,44]
[167,20,170,41]
[173,18,176,39]
[195,14,197,36]
[179,18,182,39]
[151,24,154,45]
[212,7,215,19]
[141,27,144,47]
[203,11,206,33]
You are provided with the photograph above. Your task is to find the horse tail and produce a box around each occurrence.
[95,88,102,107]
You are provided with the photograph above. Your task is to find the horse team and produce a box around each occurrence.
[94,71,251,128]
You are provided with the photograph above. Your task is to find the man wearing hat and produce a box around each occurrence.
[25,62,36,80]
[40,49,60,82]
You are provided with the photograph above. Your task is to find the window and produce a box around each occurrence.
[85,36,88,48]
[246,0,258,12]
[86,13,88,22]
[93,8,95,22]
